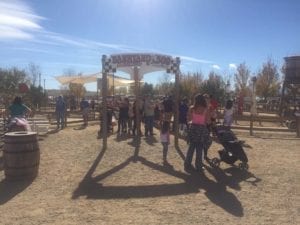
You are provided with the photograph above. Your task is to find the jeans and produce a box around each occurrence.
[162,142,168,161]
[144,115,154,135]
[56,111,65,128]
[185,142,204,169]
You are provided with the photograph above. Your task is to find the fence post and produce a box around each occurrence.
[296,115,300,138]
[250,114,253,136]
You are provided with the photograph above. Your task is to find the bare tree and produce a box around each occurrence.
[155,73,174,96]
[234,62,251,96]
[256,58,281,100]
[200,71,227,103]
[28,63,41,87]
[180,72,203,100]
[0,67,29,106]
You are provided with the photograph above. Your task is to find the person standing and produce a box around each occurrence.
[8,96,31,118]
[209,94,218,124]
[179,97,189,135]
[127,100,134,135]
[80,97,90,126]
[184,94,211,172]
[132,100,143,136]
[223,99,234,127]
[162,95,174,122]
[160,121,170,164]
[143,95,155,136]
[55,95,66,129]
[7,96,32,131]
[117,97,129,134]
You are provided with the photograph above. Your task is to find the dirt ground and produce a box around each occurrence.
[0,124,299,225]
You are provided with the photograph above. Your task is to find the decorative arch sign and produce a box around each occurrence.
[100,53,181,149]
[102,53,180,80]
[111,53,172,68]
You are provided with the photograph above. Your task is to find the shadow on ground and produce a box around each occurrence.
[0,179,33,205]
[72,137,262,217]
[0,153,3,171]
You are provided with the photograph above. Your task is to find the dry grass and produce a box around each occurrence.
[0,124,299,225]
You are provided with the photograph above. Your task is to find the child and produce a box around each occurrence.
[223,100,234,127]
[160,121,170,164]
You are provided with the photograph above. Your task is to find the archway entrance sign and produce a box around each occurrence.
[101,53,181,149]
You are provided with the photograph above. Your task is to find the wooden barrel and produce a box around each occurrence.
[4,131,40,181]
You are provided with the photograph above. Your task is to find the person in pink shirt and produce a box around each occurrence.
[184,93,212,172]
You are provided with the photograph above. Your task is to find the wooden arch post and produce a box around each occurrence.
[101,55,116,149]
[134,66,142,136]
[166,57,181,147]
[101,55,108,149]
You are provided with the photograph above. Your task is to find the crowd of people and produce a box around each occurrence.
[96,93,235,171]
[4,93,235,173]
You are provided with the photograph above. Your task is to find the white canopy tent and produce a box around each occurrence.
[55,72,138,87]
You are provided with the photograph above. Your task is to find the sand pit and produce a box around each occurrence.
[0,124,299,225]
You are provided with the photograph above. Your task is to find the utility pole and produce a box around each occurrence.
[44,79,46,94]
[250,76,257,136]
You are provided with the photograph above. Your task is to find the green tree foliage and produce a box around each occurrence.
[256,59,281,100]
[234,62,251,97]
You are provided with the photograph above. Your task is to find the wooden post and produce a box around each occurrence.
[296,115,300,138]
[250,114,253,136]
[174,71,179,146]
[101,55,108,149]
[279,82,286,126]
[64,108,67,128]
[134,66,141,136]
[250,76,257,136]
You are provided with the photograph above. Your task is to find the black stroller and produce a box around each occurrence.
[210,125,249,170]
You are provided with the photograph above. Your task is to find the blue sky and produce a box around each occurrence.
[0,0,299,91]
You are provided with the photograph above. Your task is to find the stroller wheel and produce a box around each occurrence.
[211,157,220,167]
[238,162,249,170]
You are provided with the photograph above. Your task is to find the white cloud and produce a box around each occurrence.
[212,64,221,70]
[0,25,33,39]
[0,0,43,40]
[229,63,237,70]
[180,55,213,64]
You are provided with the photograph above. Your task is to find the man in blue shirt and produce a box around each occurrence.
[80,98,90,126]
